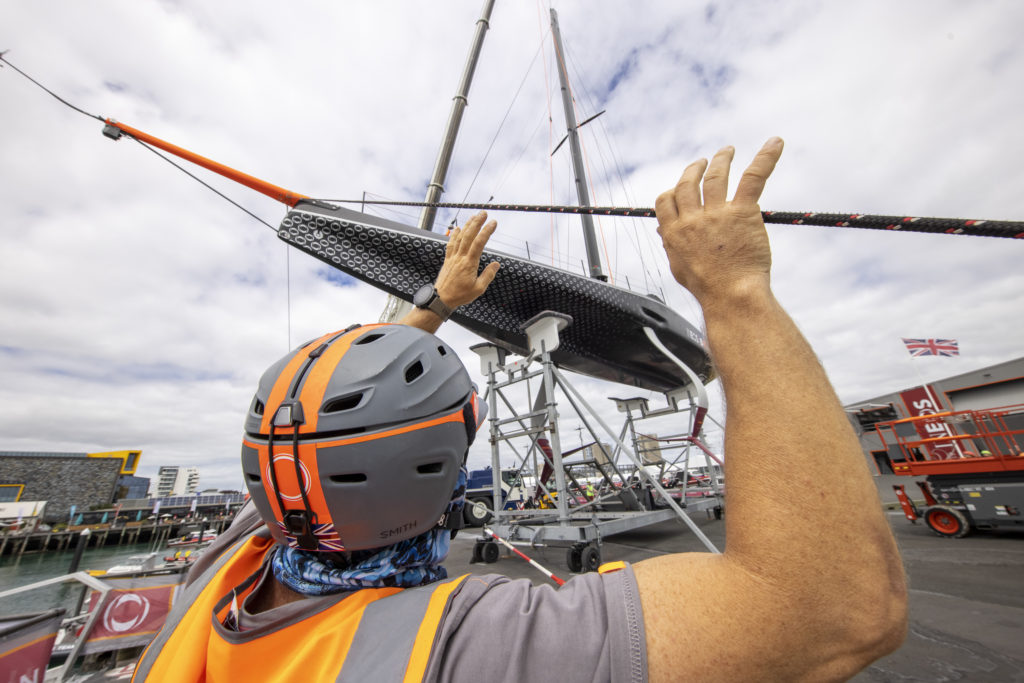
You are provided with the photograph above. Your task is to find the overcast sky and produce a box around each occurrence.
[2,1,1022,492]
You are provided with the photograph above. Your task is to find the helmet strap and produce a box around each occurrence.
[267,404,321,551]
[437,508,465,532]
[436,465,468,537]
[289,425,320,551]
[462,400,478,447]
[265,426,291,526]
[282,510,317,550]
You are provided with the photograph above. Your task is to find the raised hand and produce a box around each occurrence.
[654,138,783,309]
[435,211,501,309]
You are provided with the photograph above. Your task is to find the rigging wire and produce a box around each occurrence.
[1,53,295,344]
[131,138,278,233]
[358,191,424,225]
[451,33,549,227]
[286,248,292,350]
[129,138,291,345]
[0,54,103,123]
[549,28,615,283]
[563,42,662,296]
[1,53,279,233]
[562,37,675,301]
[488,107,550,203]
[596,112,668,291]
[561,36,618,283]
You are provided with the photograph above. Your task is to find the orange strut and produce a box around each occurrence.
[104,118,308,207]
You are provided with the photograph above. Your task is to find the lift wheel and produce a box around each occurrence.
[923,506,971,539]
[481,540,500,563]
[566,542,601,573]
[471,539,500,563]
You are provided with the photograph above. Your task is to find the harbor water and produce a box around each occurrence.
[0,538,167,616]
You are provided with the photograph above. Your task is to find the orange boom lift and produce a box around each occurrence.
[876,405,1024,537]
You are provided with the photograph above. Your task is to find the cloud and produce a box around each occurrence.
[1,1,1022,492]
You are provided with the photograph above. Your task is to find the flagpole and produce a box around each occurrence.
[900,338,966,458]
[904,350,933,402]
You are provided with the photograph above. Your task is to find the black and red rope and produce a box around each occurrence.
[318,198,1024,240]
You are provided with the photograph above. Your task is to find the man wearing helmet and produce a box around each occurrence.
[135,139,906,682]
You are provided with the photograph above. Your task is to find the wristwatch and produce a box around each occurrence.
[412,283,454,322]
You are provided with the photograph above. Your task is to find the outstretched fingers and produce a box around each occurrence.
[475,260,501,294]
[702,146,735,207]
[674,158,708,214]
[445,227,460,256]
[452,212,487,254]
[733,137,784,206]
[435,211,500,308]
[654,190,678,229]
[469,216,497,260]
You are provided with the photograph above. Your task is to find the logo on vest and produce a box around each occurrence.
[267,453,312,501]
[103,592,152,634]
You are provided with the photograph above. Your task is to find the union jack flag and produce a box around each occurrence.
[902,338,959,357]
[277,520,346,551]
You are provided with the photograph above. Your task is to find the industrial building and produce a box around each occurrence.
[0,450,148,523]
[845,355,1024,475]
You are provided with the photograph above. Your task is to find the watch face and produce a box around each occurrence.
[413,283,434,307]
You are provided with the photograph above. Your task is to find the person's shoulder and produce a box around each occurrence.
[429,568,646,683]
[449,566,639,618]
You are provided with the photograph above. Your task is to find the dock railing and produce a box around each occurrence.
[0,572,110,681]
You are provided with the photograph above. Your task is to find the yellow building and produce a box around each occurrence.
[87,450,142,475]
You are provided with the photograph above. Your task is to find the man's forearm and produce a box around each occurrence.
[637,141,905,682]
[705,284,906,638]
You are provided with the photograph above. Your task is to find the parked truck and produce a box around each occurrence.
[876,404,1024,537]
[463,467,527,526]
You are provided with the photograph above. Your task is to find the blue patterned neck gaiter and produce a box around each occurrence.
[272,468,467,595]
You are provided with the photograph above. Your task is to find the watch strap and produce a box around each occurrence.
[426,293,454,321]
[415,284,454,321]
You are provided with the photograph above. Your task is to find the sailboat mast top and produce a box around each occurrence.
[418,0,496,233]
[550,8,607,282]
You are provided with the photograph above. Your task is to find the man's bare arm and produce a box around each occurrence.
[400,211,500,333]
[633,139,907,682]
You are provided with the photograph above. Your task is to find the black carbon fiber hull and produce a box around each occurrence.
[278,201,713,392]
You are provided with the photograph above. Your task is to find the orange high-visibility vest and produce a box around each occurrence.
[133,532,467,682]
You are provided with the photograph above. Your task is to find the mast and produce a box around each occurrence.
[381,0,496,322]
[550,8,607,282]
[419,0,496,233]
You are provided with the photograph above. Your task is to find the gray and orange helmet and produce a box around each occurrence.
[241,324,486,552]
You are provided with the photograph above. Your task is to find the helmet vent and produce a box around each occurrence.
[355,332,385,345]
[404,360,425,383]
[251,397,265,416]
[437,345,448,357]
[246,473,261,483]
[329,473,367,483]
[323,393,364,413]
[416,462,444,474]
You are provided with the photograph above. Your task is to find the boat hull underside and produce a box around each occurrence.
[278,202,713,393]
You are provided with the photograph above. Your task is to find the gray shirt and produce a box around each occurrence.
[428,566,647,682]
